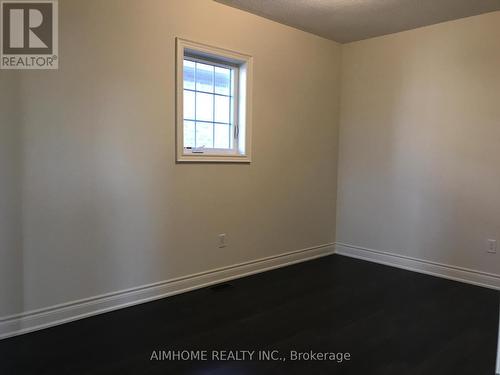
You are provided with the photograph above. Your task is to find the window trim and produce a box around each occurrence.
[176,38,253,163]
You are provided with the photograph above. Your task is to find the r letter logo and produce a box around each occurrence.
[1,0,58,69]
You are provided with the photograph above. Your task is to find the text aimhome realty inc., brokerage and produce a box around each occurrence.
[150,349,352,363]
[1,0,58,69]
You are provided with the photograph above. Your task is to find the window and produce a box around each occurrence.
[182,59,234,150]
[176,38,253,162]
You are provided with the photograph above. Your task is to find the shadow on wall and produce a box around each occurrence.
[0,72,172,331]
[338,18,500,272]
[0,73,24,324]
[388,32,499,268]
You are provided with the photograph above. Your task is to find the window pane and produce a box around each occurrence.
[183,60,195,90]
[196,92,213,122]
[196,122,214,148]
[183,90,195,120]
[214,67,230,95]
[184,121,195,148]
[214,124,230,149]
[196,63,214,93]
[214,95,230,124]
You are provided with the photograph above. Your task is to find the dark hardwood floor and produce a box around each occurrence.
[1,254,498,374]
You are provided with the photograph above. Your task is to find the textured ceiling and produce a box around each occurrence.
[215,0,500,43]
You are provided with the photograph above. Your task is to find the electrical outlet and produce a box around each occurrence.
[218,233,227,248]
[487,239,497,254]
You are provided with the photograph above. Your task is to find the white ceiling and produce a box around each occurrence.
[215,0,500,43]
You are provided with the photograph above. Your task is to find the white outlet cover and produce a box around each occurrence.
[487,239,497,253]
[218,234,227,248]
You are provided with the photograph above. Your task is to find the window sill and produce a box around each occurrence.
[177,153,251,163]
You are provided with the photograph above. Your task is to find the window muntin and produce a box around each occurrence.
[182,58,236,151]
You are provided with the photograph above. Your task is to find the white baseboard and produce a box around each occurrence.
[0,243,335,340]
[335,242,500,290]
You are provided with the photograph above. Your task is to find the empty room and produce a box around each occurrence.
[1,0,500,373]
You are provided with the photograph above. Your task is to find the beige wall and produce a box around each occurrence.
[0,74,23,315]
[0,0,341,316]
[8,0,497,322]
[338,12,500,274]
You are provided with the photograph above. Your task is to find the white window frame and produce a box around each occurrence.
[176,38,253,163]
